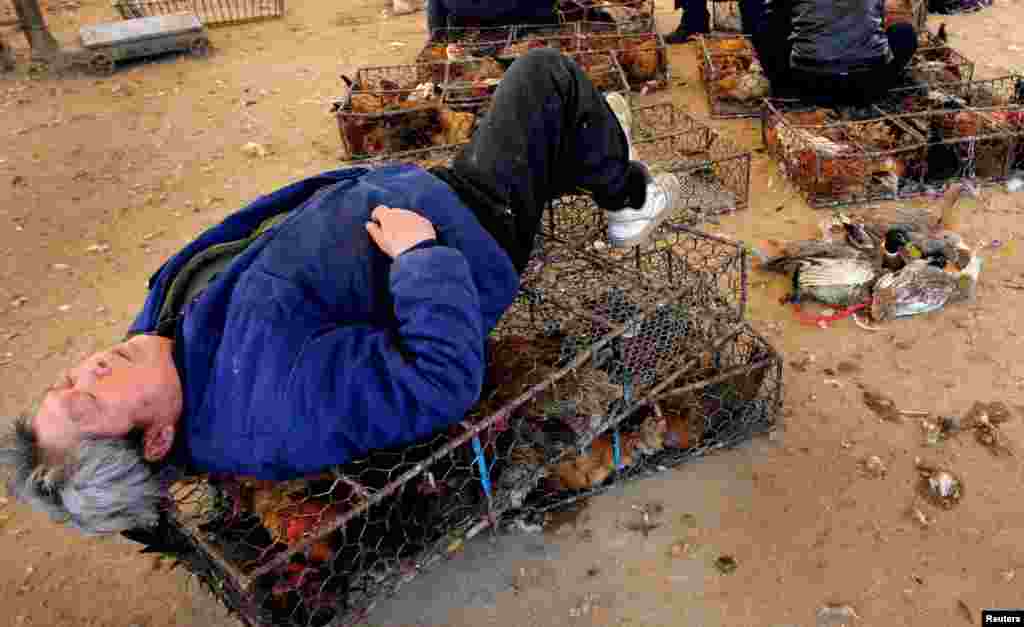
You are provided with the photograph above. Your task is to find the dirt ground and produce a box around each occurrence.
[0,0,1022,625]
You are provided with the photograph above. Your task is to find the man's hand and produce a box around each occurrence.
[365,205,437,259]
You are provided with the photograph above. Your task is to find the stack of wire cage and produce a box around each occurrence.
[147,103,779,627]
[710,0,745,33]
[761,75,1024,207]
[908,40,976,85]
[556,0,656,31]
[112,0,284,25]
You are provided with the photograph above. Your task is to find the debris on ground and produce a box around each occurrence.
[713,555,738,575]
[623,503,663,537]
[917,466,964,509]
[816,604,859,626]
[242,142,269,158]
[860,385,900,422]
[964,401,1015,456]
[862,455,888,478]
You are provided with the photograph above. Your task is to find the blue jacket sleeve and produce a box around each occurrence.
[283,245,486,473]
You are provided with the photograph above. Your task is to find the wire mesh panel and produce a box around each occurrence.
[333,64,480,160]
[112,0,284,25]
[698,35,768,119]
[150,215,769,627]
[506,321,780,520]
[762,99,1023,206]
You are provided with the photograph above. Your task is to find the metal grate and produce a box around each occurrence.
[112,0,284,26]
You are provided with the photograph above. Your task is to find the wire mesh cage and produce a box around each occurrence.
[112,0,284,25]
[419,26,516,65]
[149,218,771,627]
[508,321,781,520]
[578,30,669,89]
[710,0,744,33]
[884,0,927,29]
[874,74,1024,115]
[762,99,1024,207]
[909,44,976,84]
[333,64,477,160]
[698,35,768,119]
[501,23,583,58]
[557,0,655,31]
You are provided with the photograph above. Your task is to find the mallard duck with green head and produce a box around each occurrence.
[759,216,905,308]
[871,245,982,321]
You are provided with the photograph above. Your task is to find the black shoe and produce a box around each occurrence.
[665,27,702,44]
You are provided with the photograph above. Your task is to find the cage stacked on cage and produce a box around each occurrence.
[762,98,1024,206]
[698,34,768,119]
[333,64,485,160]
[156,225,776,627]
[113,0,284,25]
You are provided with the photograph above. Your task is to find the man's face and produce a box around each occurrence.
[32,334,181,460]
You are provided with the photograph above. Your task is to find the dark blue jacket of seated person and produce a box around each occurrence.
[127,165,519,480]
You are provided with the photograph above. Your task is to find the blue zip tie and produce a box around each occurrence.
[623,377,633,404]
[471,435,492,500]
[612,430,623,471]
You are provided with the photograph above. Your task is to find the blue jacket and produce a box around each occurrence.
[128,165,519,480]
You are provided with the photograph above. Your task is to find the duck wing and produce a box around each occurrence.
[762,241,870,273]
[796,258,880,307]
[871,262,958,320]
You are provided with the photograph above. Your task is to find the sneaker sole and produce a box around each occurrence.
[608,203,676,249]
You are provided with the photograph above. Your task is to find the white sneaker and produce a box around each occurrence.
[604,92,635,161]
[607,172,682,248]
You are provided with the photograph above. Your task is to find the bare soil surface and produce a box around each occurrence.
[0,1,1022,626]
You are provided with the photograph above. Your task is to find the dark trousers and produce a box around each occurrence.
[431,49,635,274]
[676,0,764,34]
[749,17,918,106]
[427,0,558,34]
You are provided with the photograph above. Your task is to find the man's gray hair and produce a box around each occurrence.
[0,415,166,535]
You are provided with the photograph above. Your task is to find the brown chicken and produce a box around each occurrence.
[618,37,660,82]
[547,433,631,491]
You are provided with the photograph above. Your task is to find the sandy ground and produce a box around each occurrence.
[0,0,1022,625]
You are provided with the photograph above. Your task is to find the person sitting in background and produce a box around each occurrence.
[743,0,918,106]
[427,0,558,38]
[665,0,765,44]
[0,48,683,536]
